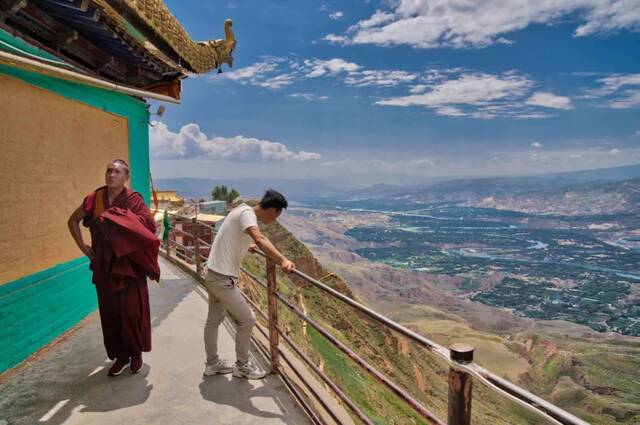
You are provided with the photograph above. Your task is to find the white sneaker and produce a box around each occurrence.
[204,359,234,376]
[233,361,267,379]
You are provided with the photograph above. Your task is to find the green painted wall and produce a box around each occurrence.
[0,31,153,373]
[0,258,94,372]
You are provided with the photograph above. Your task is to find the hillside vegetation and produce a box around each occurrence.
[237,222,640,424]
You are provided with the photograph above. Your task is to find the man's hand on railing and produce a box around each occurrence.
[248,244,258,253]
[280,258,295,273]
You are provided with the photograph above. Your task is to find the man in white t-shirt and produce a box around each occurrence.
[203,189,295,379]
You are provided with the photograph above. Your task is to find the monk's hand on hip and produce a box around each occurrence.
[82,244,95,262]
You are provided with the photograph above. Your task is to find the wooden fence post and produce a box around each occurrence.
[266,257,279,373]
[448,343,474,425]
[192,217,201,273]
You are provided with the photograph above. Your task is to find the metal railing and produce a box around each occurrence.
[160,211,216,275]
[160,213,590,425]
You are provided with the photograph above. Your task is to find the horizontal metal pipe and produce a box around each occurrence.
[243,294,343,425]
[241,268,267,288]
[242,268,443,424]
[250,251,589,425]
[171,228,195,239]
[241,290,372,424]
[471,365,588,425]
[275,290,444,425]
[277,328,374,425]
[252,250,447,357]
[249,324,326,425]
[173,250,191,262]
[196,237,211,247]
[279,367,326,425]
[195,220,216,231]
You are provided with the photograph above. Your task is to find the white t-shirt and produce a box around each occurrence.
[206,204,258,277]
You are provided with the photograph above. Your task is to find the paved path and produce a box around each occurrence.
[0,257,309,425]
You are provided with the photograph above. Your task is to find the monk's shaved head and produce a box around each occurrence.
[108,159,130,176]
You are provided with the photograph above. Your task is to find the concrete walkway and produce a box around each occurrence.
[0,257,309,425]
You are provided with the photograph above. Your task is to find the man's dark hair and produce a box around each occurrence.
[259,189,288,211]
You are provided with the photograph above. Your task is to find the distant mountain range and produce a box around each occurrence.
[156,164,640,214]
[347,174,640,216]
[338,164,640,215]
[347,163,640,200]
[471,178,640,215]
[155,177,340,200]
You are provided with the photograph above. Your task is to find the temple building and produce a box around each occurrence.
[155,189,185,210]
[0,0,235,373]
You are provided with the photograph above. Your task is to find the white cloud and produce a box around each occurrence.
[582,73,640,108]
[322,157,434,170]
[377,73,532,107]
[318,145,640,181]
[409,84,428,94]
[344,70,418,87]
[302,58,418,87]
[376,72,536,118]
[512,112,557,119]
[485,146,640,175]
[598,73,640,91]
[526,92,573,110]
[608,90,640,109]
[435,106,466,117]
[304,58,360,78]
[150,122,321,162]
[257,74,296,89]
[214,56,295,89]
[574,1,640,36]
[330,0,640,49]
[214,56,589,119]
[329,11,344,20]
[217,56,420,91]
[288,93,329,101]
[531,142,543,148]
[323,34,348,43]
[221,59,279,81]
[589,73,640,96]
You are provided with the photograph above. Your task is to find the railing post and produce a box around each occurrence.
[448,343,474,425]
[192,218,201,273]
[266,257,280,373]
[165,227,171,257]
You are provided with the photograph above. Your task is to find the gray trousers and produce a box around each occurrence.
[203,269,256,365]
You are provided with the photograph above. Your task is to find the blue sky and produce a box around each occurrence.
[151,0,640,187]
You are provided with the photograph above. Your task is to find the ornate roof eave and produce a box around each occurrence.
[99,0,236,74]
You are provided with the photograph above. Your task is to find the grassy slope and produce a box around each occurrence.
[241,223,537,424]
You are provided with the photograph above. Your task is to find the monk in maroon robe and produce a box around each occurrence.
[68,159,160,376]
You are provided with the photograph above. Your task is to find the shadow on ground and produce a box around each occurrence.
[0,259,193,425]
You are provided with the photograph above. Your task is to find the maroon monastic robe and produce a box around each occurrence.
[83,186,160,359]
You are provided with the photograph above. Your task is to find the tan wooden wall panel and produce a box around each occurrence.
[0,74,130,284]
